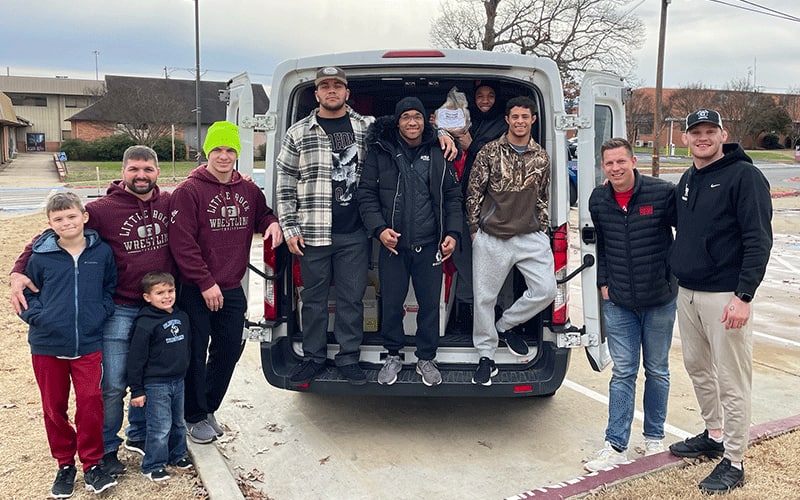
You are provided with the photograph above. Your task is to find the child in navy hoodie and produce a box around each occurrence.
[18,192,118,498]
[127,271,192,482]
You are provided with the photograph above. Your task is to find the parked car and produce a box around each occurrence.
[228,49,622,397]
[567,137,578,206]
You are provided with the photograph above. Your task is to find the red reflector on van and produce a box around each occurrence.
[382,50,446,58]
[513,385,533,394]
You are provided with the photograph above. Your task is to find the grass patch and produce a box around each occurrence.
[64,161,198,186]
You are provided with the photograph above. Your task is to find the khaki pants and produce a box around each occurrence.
[677,287,753,462]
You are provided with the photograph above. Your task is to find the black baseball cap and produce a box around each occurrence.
[686,108,723,130]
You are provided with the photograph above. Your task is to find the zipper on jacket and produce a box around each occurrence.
[73,256,80,357]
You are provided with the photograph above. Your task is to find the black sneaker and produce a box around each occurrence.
[471,357,499,386]
[100,450,126,476]
[171,456,194,470]
[143,467,171,482]
[669,430,725,459]
[288,360,326,384]
[83,464,117,494]
[51,464,76,499]
[338,363,367,385]
[124,438,146,456]
[699,458,745,493]
[500,328,529,357]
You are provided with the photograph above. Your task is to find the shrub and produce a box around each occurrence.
[152,136,187,161]
[59,139,91,161]
[90,135,136,161]
[761,134,783,150]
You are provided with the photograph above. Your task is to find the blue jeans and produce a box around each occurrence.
[102,304,146,453]
[141,379,187,474]
[603,298,676,450]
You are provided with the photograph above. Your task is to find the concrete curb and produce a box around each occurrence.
[187,439,244,499]
[509,413,800,499]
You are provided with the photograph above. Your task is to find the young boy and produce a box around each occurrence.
[18,192,118,498]
[127,271,193,481]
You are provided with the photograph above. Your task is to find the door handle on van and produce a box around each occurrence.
[556,254,595,285]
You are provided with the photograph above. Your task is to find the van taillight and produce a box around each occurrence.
[551,224,569,326]
[263,236,278,321]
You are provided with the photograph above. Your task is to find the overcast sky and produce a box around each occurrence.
[2,0,798,94]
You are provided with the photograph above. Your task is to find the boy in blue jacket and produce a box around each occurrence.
[18,192,118,498]
[127,271,192,482]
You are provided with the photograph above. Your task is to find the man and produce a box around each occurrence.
[444,82,507,335]
[465,96,557,386]
[168,121,282,443]
[358,97,462,386]
[583,138,677,471]
[10,145,173,476]
[668,109,772,494]
[275,67,456,386]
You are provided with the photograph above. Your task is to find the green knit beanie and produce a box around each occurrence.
[203,121,241,157]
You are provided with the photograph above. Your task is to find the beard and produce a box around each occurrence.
[125,179,155,195]
[320,99,345,113]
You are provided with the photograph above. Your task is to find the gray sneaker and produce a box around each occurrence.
[378,355,403,385]
[416,359,442,386]
[206,413,225,437]
[187,419,217,444]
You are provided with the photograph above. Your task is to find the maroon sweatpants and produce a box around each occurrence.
[31,351,104,472]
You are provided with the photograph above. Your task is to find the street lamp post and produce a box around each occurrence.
[194,0,202,164]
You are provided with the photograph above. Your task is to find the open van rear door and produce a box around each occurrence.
[575,71,627,371]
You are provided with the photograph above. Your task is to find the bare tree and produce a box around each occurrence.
[625,89,653,143]
[431,0,645,83]
[779,88,800,149]
[712,78,789,146]
[667,83,716,120]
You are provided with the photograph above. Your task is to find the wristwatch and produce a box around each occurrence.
[735,291,753,303]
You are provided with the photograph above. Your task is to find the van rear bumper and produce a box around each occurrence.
[259,337,571,397]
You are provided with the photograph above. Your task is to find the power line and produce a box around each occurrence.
[703,0,800,22]
[738,0,800,22]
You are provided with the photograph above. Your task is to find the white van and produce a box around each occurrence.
[227,49,624,396]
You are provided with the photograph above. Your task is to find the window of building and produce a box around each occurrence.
[8,93,48,107]
[64,96,89,108]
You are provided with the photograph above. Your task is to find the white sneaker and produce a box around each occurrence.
[644,438,664,456]
[584,441,628,472]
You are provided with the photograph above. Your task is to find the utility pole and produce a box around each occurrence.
[651,0,670,177]
[92,50,100,80]
[194,0,202,165]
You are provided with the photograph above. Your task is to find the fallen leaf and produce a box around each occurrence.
[319,456,330,465]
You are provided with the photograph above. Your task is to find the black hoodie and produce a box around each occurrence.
[669,143,772,296]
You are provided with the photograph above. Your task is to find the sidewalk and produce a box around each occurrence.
[0,152,61,188]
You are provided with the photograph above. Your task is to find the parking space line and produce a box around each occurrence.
[769,254,800,274]
[753,330,800,349]
[563,379,694,440]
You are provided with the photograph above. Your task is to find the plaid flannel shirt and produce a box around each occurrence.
[275,106,374,246]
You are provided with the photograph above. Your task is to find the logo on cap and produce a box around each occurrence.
[696,109,710,119]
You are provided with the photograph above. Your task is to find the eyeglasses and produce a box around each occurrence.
[399,114,424,123]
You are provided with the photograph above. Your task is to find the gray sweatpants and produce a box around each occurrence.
[472,230,557,359]
[677,287,753,462]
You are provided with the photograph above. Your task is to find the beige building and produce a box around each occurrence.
[0,76,104,152]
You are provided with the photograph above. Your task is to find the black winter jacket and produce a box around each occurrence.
[669,143,772,296]
[358,116,462,250]
[589,170,677,309]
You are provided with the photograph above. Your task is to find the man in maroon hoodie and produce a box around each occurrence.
[10,145,174,476]
[168,121,283,444]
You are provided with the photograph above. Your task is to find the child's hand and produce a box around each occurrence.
[131,395,146,407]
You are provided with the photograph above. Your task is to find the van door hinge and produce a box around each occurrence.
[239,114,274,132]
[556,328,600,348]
[556,114,591,131]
